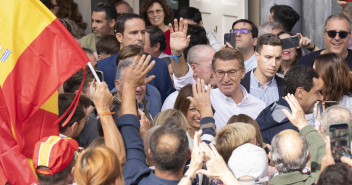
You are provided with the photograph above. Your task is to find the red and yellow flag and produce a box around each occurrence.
[0,0,89,184]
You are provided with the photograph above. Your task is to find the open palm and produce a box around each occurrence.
[169,18,190,52]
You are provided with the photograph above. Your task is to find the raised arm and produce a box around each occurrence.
[197,143,241,185]
[337,0,351,19]
[118,55,155,184]
[169,18,191,78]
[282,94,325,178]
[187,78,215,145]
[296,33,320,52]
[93,82,126,164]
[121,55,155,115]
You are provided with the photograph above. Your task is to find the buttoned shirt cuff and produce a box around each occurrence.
[173,64,196,91]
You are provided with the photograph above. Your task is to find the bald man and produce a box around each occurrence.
[268,94,325,185]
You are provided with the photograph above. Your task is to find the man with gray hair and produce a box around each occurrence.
[269,94,325,185]
[161,44,216,110]
[258,21,284,37]
[296,13,352,69]
[319,105,352,137]
[114,46,162,119]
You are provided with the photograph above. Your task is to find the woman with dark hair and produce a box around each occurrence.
[174,84,199,149]
[140,0,174,55]
[313,53,352,109]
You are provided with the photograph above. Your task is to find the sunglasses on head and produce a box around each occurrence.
[230,28,252,35]
[326,30,350,39]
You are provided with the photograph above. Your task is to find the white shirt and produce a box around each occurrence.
[158,52,169,59]
[244,53,257,73]
[161,91,179,111]
[211,86,265,130]
[206,31,222,51]
[173,64,266,130]
[308,95,352,129]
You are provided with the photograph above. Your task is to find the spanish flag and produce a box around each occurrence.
[0,0,89,184]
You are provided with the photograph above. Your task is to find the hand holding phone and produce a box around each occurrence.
[329,122,352,162]
[224,33,236,48]
[281,35,300,50]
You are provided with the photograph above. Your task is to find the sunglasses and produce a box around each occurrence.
[230,28,252,35]
[325,30,350,39]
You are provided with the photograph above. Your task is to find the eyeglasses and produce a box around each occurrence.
[147,9,163,16]
[215,69,242,79]
[230,28,252,35]
[325,30,350,39]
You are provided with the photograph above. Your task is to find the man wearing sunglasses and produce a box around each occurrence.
[231,19,259,73]
[296,13,352,69]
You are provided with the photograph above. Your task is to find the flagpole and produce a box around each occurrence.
[87,62,101,84]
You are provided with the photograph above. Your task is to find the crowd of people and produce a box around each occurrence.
[32,0,352,184]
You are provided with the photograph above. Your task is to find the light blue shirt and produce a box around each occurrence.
[250,69,279,106]
[245,53,257,73]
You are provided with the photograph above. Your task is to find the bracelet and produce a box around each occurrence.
[308,43,316,51]
[182,174,194,181]
[98,112,115,116]
[170,53,182,63]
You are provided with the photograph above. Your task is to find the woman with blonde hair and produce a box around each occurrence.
[227,114,264,147]
[74,146,124,185]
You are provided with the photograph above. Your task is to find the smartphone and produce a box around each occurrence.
[95,70,104,82]
[281,35,300,50]
[224,33,236,48]
[329,122,352,162]
[325,101,338,109]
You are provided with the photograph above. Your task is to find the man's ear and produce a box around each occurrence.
[148,149,152,159]
[253,37,258,46]
[199,20,204,27]
[240,67,246,79]
[71,122,78,130]
[190,64,197,78]
[295,87,304,99]
[115,33,123,44]
[115,80,121,92]
[306,153,311,163]
[317,124,322,135]
[109,19,116,29]
[255,51,260,61]
[97,54,103,60]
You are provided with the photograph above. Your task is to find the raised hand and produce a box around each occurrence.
[187,78,212,118]
[121,55,155,116]
[93,82,114,112]
[282,93,309,130]
[337,0,350,9]
[169,18,191,54]
[296,33,319,51]
[123,55,155,89]
[197,143,240,185]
